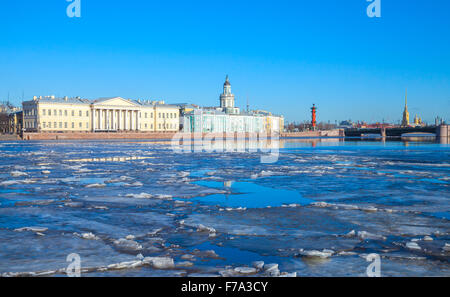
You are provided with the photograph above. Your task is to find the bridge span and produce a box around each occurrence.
[345,126,442,137]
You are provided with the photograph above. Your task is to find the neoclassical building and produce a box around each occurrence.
[183,76,284,134]
[22,96,180,133]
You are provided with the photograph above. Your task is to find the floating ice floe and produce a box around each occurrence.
[406,242,422,251]
[126,193,153,199]
[357,231,386,241]
[443,243,450,252]
[297,249,334,259]
[41,170,51,175]
[0,180,20,186]
[423,236,433,241]
[196,224,217,234]
[143,257,175,269]
[234,267,257,275]
[176,261,194,267]
[14,227,48,233]
[85,183,106,188]
[263,263,280,277]
[113,238,143,251]
[10,171,28,177]
[252,261,265,270]
[154,194,173,200]
[74,232,100,240]
[279,272,297,277]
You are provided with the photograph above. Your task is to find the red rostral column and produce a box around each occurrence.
[311,104,317,131]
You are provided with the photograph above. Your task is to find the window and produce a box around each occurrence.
[151,113,153,118]
[65,122,68,128]
[59,110,62,116]
[86,111,89,117]
[59,122,62,128]
[48,122,51,128]
[72,111,75,116]
[145,124,147,128]
[79,111,82,117]
[54,122,57,128]
[159,124,161,129]
[170,113,172,119]
[43,122,46,128]
[150,124,153,129]
[86,123,89,128]
[42,109,46,116]
[48,110,52,116]
[145,113,147,118]
[54,110,57,116]
[79,122,82,128]
[65,110,68,116]
[159,113,161,118]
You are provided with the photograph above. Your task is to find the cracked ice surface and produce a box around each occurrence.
[0,139,449,277]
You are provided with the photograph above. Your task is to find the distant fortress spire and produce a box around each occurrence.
[402,88,410,127]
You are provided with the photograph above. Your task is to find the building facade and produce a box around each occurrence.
[183,76,284,134]
[22,96,180,133]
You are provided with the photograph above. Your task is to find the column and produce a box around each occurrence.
[136,111,140,131]
[125,110,129,130]
[119,110,122,131]
[99,109,102,130]
[92,108,96,132]
[112,110,116,130]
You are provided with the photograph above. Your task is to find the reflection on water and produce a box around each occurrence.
[65,156,154,163]
[191,180,313,208]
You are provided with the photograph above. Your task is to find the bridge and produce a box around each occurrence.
[345,126,438,137]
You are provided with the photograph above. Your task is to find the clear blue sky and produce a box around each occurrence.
[1,0,449,124]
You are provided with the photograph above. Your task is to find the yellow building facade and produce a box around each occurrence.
[22,96,180,133]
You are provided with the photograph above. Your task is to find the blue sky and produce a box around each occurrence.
[1,0,449,123]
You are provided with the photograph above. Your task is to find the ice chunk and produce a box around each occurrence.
[85,183,106,188]
[443,243,450,252]
[10,171,28,177]
[113,238,143,251]
[234,267,257,274]
[280,272,297,277]
[252,261,265,270]
[297,249,334,259]
[125,193,153,199]
[358,231,386,241]
[406,242,421,251]
[78,232,100,240]
[196,224,216,234]
[14,227,48,233]
[176,261,194,267]
[143,257,175,269]
[264,263,279,272]
[107,260,143,270]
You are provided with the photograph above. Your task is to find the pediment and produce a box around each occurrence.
[93,97,140,107]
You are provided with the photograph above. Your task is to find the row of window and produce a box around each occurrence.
[25,121,178,130]
[142,123,177,130]
[42,109,89,117]
[139,112,178,119]
[42,122,89,129]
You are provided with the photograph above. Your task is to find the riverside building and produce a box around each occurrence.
[182,76,284,134]
[22,96,180,133]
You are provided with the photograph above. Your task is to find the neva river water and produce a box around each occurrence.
[0,138,449,277]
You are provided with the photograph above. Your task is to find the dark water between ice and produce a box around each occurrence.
[0,138,449,277]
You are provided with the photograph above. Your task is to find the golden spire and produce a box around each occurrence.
[402,88,410,127]
[405,88,408,107]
